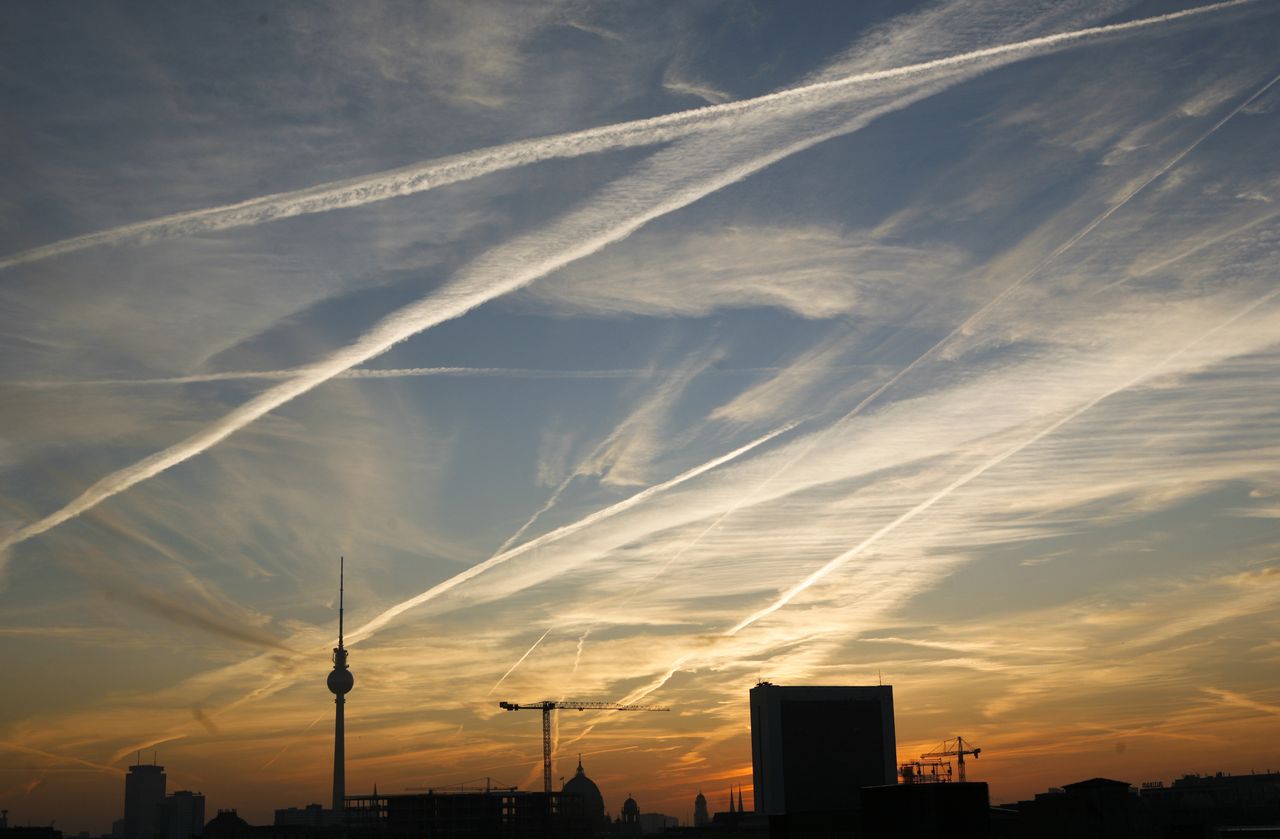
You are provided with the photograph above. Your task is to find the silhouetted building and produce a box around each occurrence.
[0,811,61,839]
[1004,778,1150,839]
[750,682,895,832]
[345,789,591,839]
[563,758,608,835]
[694,792,710,827]
[861,782,991,838]
[273,804,341,829]
[637,813,678,834]
[1141,772,1280,838]
[124,763,166,839]
[202,811,250,839]
[618,796,641,835]
[0,827,62,839]
[158,791,205,839]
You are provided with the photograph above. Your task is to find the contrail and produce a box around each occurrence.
[496,380,674,555]
[571,628,591,677]
[1127,207,1280,280]
[7,362,875,388]
[726,287,1280,636]
[1,2,1255,554]
[620,285,1280,703]
[0,51,948,556]
[496,474,578,555]
[0,0,1256,271]
[0,107,829,555]
[636,69,1280,586]
[6,366,660,388]
[343,422,796,645]
[488,626,554,696]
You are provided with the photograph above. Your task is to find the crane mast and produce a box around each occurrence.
[498,700,669,798]
[920,736,982,782]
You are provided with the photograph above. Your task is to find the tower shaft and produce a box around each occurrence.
[333,692,345,810]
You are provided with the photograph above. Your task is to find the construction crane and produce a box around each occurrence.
[498,700,669,797]
[921,736,981,782]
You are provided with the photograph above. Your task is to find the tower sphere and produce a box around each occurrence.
[328,667,354,695]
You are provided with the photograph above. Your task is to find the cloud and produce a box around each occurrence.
[525,226,968,319]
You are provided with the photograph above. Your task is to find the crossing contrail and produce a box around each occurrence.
[0,0,1256,272]
[0,60,945,556]
[1,0,1257,557]
[636,67,1280,589]
[725,287,1280,637]
[343,422,797,645]
[8,366,662,387]
[487,627,554,696]
[8,362,877,389]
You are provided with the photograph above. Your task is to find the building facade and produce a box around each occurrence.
[124,763,166,839]
[749,682,896,817]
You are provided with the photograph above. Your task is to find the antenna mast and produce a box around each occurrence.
[328,556,355,812]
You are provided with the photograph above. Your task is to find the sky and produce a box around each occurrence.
[2,0,1279,831]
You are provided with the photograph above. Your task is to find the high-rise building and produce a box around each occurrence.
[693,791,709,826]
[749,682,896,816]
[123,763,166,839]
[326,559,354,812]
[157,790,205,839]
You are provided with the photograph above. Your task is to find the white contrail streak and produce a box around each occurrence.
[1127,207,1280,280]
[488,627,554,696]
[1,1,1254,555]
[496,474,577,555]
[343,423,796,645]
[8,367,662,387]
[0,45,957,557]
[639,69,1277,586]
[726,288,1280,636]
[1,106,834,555]
[0,0,1256,271]
[7,362,874,388]
[571,629,591,677]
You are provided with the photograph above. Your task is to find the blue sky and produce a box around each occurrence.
[2,0,1279,829]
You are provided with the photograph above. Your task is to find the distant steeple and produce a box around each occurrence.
[728,786,735,814]
[737,786,744,814]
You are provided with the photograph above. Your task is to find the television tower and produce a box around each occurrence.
[326,558,354,812]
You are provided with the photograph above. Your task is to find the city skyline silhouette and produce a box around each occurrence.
[3,1,1279,834]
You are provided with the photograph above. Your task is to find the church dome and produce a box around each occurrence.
[562,757,605,826]
[621,795,640,819]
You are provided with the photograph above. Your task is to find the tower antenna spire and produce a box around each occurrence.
[327,556,354,813]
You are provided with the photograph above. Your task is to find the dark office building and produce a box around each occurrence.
[861,782,991,839]
[750,682,896,818]
[158,790,205,839]
[124,763,167,839]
